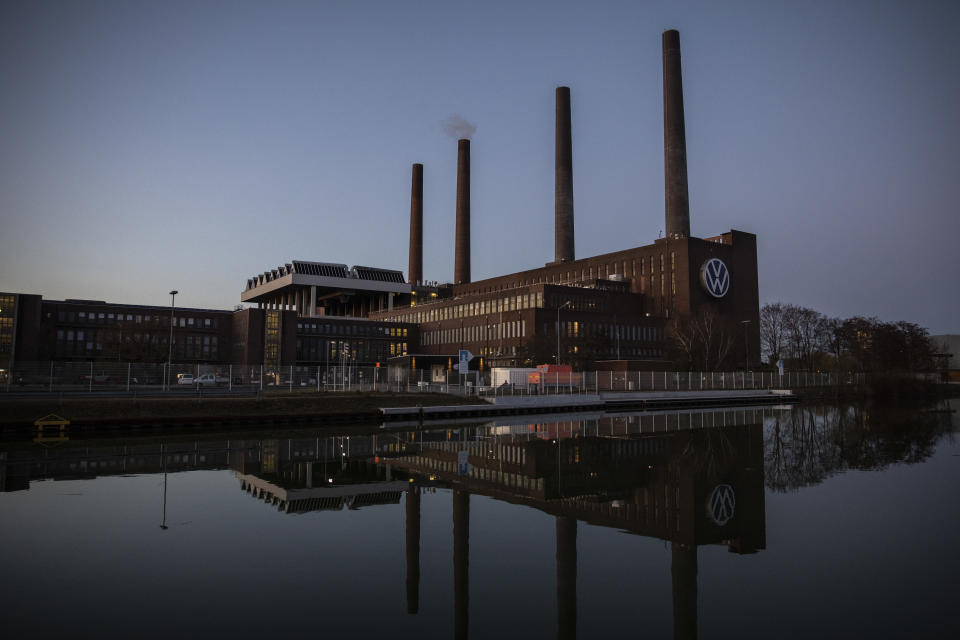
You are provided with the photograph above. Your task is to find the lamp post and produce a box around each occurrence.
[556,301,571,365]
[167,290,178,390]
[741,319,751,370]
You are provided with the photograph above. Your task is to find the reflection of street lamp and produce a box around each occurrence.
[741,320,751,370]
[167,290,178,390]
[160,444,168,530]
[556,301,571,365]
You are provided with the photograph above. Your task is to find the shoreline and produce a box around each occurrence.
[2,384,954,437]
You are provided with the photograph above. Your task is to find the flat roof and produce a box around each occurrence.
[242,260,410,302]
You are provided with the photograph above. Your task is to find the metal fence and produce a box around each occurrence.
[1,360,883,395]
[1,361,397,393]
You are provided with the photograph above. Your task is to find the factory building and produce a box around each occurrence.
[374,29,760,370]
[2,30,758,378]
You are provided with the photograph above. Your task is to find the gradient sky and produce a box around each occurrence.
[1,0,957,333]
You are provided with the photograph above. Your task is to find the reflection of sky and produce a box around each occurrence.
[1,1,958,333]
[0,408,957,638]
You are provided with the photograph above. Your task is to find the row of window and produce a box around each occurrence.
[398,292,545,324]
[0,316,13,354]
[295,337,408,363]
[564,345,663,358]
[555,322,663,341]
[460,253,677,295]
[297,322,408,338]
[55,329,219,359]
[422,320,526,347]
[0,295,15,317]
[56,310,221,329]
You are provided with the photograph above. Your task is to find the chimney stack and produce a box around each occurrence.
[455,139,471,284]
[408,163,423,286]
[663,29,691,239]
[555,86,575,263]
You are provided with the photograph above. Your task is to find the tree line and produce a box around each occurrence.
[760,302,937,372]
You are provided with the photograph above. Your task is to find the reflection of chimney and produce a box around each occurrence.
[671,543,698,640]
[556,516,577,640]
[455,139,471,284]
[555,87,575,263]
[663,29,691,239]
[453,489,470,640]
[409,163,423,286]
[405,486,421,614]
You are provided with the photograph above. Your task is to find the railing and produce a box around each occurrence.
[1,361,395,394]
[3,361,917,396]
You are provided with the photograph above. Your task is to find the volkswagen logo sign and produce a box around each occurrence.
[707,484,736,526]
[700,258,730,298]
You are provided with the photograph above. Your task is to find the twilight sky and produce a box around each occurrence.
[1,0,957,333]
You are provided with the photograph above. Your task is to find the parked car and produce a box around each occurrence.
[176,374,195,385]
[79,373,114,384]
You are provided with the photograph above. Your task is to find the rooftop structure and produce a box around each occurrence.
[241,260,410,317]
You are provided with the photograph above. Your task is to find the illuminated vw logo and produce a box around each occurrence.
[707,484,736,526]
[700,258,730,298]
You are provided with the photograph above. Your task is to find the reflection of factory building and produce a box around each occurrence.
[238,474,407,514]
[3,31,757,376]
[388,414,767,640]
[387,414,766,551]
[0,410,766,639]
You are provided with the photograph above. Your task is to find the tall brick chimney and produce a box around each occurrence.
[408,163,423,286]
[455,139,471,284]
[555,86,575,263]
[663,29,691,239]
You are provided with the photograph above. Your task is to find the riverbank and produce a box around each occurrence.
[796,379,959,404]
[0,392,480,433]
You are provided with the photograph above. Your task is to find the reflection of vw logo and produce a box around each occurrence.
[707,484,736,526]
[700,258,730,298]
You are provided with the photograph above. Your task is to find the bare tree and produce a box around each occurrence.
[760,302,789,365]
[668,307,736,370]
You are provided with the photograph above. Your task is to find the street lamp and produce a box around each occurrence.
[556,301,571,365]
[167,290,178,389]
[740,319,751,370]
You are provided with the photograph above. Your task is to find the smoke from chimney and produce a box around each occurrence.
[454,139,471,284]
[663,29,691,239]
[409,163,423,286]
[443,114,477,140]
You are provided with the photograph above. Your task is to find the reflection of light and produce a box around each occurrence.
[328,478,333,483]
[341,453,346,457]
[429,475,436,481]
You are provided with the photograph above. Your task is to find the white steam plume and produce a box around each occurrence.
[442,114,476,140]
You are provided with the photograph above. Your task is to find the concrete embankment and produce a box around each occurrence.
[379,389,797,425]
[0,392,477,436]
[2,389,797,437]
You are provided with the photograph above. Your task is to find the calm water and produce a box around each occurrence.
[1,401,957,639]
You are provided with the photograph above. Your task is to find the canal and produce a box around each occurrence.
[1,401,957,638]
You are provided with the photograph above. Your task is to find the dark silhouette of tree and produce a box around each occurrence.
[668,307,736,370]
[760,304,936,373]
